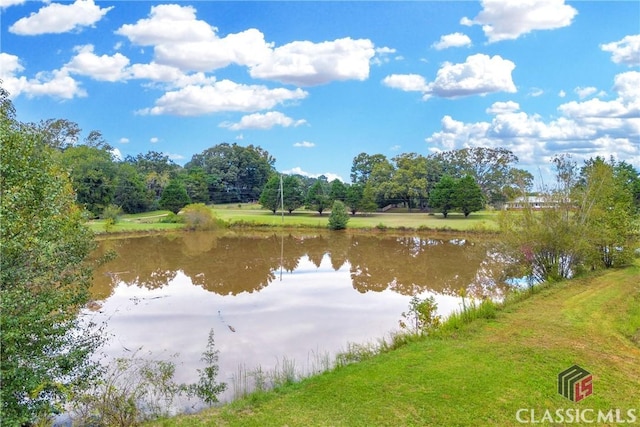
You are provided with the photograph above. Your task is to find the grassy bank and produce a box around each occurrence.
[88,205,500,234]
[147,262,640,426]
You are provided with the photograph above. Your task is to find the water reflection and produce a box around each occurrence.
[88,231,507,407]
[92,232,505,301]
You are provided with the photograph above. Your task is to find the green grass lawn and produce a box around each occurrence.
[147,261,640,426]
[87,210,184,234]
[88,205,500,234]
[211,205,500,232]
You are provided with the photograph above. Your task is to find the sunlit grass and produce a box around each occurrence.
[212,205,500,232]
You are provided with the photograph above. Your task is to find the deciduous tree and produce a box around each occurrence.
[1,91,102,425]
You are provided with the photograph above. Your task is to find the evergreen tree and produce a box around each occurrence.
[259,175,281,214]
[455,175,485,217]
[159,178,191,213]
[345,183,364,215]
[283,175,305,213]
[328,200,350,230]
[306,180,330,215]
[429,175,457,218]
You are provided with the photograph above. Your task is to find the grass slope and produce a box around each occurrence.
[149,262,640,426]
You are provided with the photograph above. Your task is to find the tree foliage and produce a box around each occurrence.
[455,175,485,217]
[499,155,638,284]
[186,143,275,203]
[1,91,102,425]
[60,145,117,217]
[306,179,330,215]
[431,147,520,205]
[259,174,281,214]
[159,178,190,214]
[428,175,457,218]
[328,200,350,230]
[283,175,305,214]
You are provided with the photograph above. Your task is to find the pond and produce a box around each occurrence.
[86,231,509,409]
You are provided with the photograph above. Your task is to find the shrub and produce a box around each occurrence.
[399,296,441,335]
[328,200,349,230]
[181,203,216,231]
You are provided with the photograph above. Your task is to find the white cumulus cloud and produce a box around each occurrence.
[432,32,472,50]
[426,72,640,169]
[9,0,113,35]
[384,55,516,99]
[461,0,577,43]
[65,45,130,82]
[427,54,516,98]
[220,111,307,130]
[249,37,376,86]
[0,53,85,99]
[382,74,428,92]
[0,0,26,9]
[115,4,375,86]
[137,81,308,116]
[601,34,640,66]
[574,86,598,99]
[293,141,315,148]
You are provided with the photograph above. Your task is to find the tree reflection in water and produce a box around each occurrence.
[87,231,510,406]
[92,231,507,301]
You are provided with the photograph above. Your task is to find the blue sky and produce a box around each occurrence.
[1,0,639,183]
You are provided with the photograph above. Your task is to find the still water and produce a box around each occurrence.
[87,231,507,406]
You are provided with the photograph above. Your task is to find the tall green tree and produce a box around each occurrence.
[429,175,457,218]
[183,167,210,204]
[383,153,428,211]
[125,151,178,201]
[259,175,281,214]
[360,183,379,214]
[1,91,102,425]
[350,153,389,185]
[306,180,330,215]
[60,145,117,217]
[187,143,275,203]
[114,163,153,214]
[431,147,519,205]
[283,175,305,214]
[345,183,364,215]
[329,179,348,203]
[159,178,191,213]
[455,175,485,217]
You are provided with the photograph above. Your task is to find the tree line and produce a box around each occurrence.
[26,114,577,219]
[15,113,640,220]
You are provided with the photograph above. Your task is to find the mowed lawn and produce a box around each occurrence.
[88,205,500,234]
[148,262,640,426]
[212,204,499,232]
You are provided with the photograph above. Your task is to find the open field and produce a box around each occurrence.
[88,204,500,234]
[212,204,499,231]
[87,210,183,234]
[147,261,640,426]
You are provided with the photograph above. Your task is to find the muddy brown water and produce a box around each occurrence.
[86,231,509,408]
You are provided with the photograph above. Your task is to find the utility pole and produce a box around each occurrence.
[280,173,284,224]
